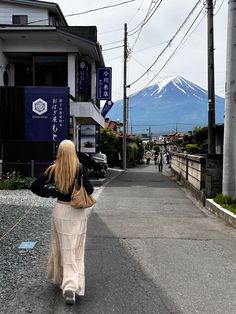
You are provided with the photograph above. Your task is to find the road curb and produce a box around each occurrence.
[91,168,125,187]
[205,199,236,229]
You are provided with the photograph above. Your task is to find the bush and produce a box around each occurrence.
[0,175,34,190]
[185,144,201,154]
[214,193,236,215]
[127,142,138,167]
[100,128,119,167]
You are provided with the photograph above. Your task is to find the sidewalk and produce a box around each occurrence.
[1,164,236,313]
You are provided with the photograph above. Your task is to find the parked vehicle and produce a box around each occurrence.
[90,152,108,178]
[77,152,108,179]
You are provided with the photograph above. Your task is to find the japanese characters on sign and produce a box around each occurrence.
[51,97,66,142]
[77,60,91,98]
[96,67,112,100]
[101,100,114,117]
[25,87,69,144]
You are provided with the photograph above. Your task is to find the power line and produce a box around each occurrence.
[102,39,124,46]
[214,0,225,15]
[127,0,146,24]
[127,0,202,87]
[64,0,137,18]
[103,45,124,51]
[28,0,137,24]
[128,0,163,37]
[133,40,169,53]
[143,6,205,88]
[130,0,163,51]
[130,0,154,48]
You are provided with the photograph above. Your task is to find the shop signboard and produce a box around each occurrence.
[25,87,69,144]
[96,67,112,100]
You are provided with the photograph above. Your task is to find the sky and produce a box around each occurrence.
[52,0,227,102]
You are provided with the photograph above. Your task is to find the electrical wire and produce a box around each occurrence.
[102,39,124,46]
[103,45,124,51]
[143,7,205,88]
[127,0,146,24]
[133,40,169,53]
[130,0,153,44]
[215,0,226,15]
[128,0,163,37]
[64,0,137,18]
[130,0,163,51]
[127,0,202,87]
[28,0,137,25]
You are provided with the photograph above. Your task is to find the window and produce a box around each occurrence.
[49,16,59,26]
[34,55,67,86]
[12,15,28,25]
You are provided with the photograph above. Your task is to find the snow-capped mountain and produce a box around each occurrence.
[107,76,224,134]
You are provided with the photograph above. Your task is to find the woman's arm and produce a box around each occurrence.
[30,174,58,198]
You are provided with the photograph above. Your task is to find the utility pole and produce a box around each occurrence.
[148,127,151,142]
[122,23,128,169]
[207,0,216,154]
[223,1,236,198]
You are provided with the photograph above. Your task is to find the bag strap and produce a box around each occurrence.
[75,163,84,187]
[78,163,83,178]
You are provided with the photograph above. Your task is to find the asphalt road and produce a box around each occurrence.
[1,164,236,313]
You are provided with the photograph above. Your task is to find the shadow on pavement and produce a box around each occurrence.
[74,213,182,314]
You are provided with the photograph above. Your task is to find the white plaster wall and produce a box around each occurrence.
[2,39,79,53]
[0,3,49,25]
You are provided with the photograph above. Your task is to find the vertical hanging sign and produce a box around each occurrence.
[96,67,112,100]
[101,100,114,117]
[77,60,91,97]
[25,87,69,144]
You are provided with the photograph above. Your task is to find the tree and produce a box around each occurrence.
[100,128,119,166]
[183,126,208,154]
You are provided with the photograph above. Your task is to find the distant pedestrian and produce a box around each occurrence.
[157,152,163,172]
[154,152,158,165]
[145,150,152,165]
[30,140,94,306]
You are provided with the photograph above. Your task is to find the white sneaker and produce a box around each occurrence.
[64,290,75,305]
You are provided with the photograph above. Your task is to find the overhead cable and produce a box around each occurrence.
[127,0,202,87]
[128,0,163,37]
[214,0,225,15]
[130,0,163,51]
[143,7,205,88]
[28,0,137,24]
[103,45,124,52]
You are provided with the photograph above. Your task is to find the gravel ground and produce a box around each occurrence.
[0,190,57,314]
[0,168,122,313]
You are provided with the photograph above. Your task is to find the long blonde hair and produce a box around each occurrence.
[45,140,79,194]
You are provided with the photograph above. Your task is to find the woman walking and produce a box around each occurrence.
[30,140,94,305]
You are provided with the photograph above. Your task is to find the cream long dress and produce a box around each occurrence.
[47,202,87,295]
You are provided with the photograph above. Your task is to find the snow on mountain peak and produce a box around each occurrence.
[131,75,208,100]
[156,76,177,93]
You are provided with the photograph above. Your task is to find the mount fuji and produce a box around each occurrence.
[107,76,224,134]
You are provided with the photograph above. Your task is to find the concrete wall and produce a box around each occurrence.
[171,153,206,203]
